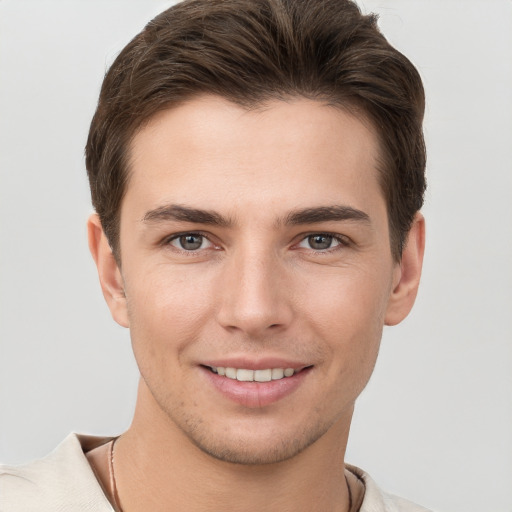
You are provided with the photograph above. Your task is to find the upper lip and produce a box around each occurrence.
[201,357,312,371]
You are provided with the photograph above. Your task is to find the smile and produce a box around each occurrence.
[202,364,313,407]
[209,366,299,382]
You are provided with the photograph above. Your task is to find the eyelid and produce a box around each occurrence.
[294,232,352,251]
[159,230,351,253]
[161,231,219,251]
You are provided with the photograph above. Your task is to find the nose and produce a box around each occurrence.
[216,245,293,337]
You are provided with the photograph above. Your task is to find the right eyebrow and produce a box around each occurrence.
[282,205,371,226]
[141,204,233,227]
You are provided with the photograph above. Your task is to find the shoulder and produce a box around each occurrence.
[346,464,433,512]
[0,434,114,512]
[380,493,433,512]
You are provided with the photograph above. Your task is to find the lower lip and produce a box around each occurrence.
[201,367,312,408]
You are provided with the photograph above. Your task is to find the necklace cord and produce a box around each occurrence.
[110,438,123,512]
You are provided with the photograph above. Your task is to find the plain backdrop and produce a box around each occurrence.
[1,1,511,511]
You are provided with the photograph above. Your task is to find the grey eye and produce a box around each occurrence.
[298,234,341,251]
[172,234,206,251]
[308,234,333,250]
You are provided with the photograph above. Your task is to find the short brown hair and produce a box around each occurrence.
[86,0,426,261]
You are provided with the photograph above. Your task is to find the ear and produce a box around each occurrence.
[384,212,425,326]
[87,214,129,328]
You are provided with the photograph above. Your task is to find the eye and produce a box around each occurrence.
[168,233,213,251]
[298,234,343,251]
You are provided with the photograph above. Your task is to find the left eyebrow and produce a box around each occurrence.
[141,204,233,227]
[281,205,371,226]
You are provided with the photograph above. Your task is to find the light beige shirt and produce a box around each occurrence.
[1,434,432,511]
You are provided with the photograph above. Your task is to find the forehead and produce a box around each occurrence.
[123,95,384,222]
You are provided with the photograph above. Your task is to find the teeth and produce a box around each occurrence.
[254,369,272,382]
[210,366,297,382]
[271,368,284,379]
[225,367,237,379]
[237,369,254,381]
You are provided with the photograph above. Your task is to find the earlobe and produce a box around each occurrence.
[87,214,130,328]
[384,212,425,326]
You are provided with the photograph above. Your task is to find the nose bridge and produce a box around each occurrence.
[216,240,292,335]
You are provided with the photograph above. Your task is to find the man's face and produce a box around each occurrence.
[111,95,404,464]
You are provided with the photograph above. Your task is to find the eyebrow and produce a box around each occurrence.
[141,204,370,228]
[142,204,233,227]
[282,205,371,226]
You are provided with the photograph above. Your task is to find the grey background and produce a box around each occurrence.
[1,1,511,511]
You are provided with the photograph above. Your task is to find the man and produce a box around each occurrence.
[1,0,428,510]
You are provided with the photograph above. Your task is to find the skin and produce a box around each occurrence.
[88,95,425,511]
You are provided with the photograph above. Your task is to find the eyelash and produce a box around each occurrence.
[162,231,216,254]
[295,233,351,253]
[161,231,351,254]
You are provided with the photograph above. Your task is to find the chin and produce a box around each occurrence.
[173,412,336,466]
[188,432,318,466]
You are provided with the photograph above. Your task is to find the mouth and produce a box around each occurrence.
[205,365,310,382]
[200,360,314,407]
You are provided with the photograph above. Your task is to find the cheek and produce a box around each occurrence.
[124,267,215,366]
[304,267,391,330]
[300,267,392,375]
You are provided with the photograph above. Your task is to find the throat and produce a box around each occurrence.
[95,430,354,512]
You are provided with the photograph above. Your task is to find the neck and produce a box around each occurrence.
[114,379,353,512]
